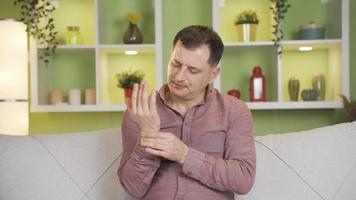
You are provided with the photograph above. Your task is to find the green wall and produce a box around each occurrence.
[1,0,354,135]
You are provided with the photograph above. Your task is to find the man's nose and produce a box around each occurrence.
[174,67,186,81]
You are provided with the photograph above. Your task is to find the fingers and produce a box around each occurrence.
[141,131,168,139]
[131,83,139,114]
[144,148,168,158]
[141,137,168,150]
[125,97,132,115]
[137,82,144,115]
[149,90,157,114]
[142,83,150,114]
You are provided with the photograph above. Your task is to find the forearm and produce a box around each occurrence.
[118,143,161,198]
[182,148,256,194]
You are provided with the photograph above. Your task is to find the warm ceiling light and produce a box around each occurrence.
[299,46,313,51]
[124,50,138,55]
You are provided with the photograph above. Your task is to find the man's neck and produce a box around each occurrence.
[165,91,205,117]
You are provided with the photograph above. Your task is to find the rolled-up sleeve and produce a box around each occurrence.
[117,112,161,198]
[182,102,256,194]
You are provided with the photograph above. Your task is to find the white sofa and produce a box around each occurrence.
[0,122,355,200]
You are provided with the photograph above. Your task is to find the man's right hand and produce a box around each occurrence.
[125,82,160,134]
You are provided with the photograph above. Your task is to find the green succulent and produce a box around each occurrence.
[116,70,144,89]
[235,9,259,25]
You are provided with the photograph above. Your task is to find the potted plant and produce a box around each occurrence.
[270,0,291,55]
[116,70,144,98]
[123,12,143,44]
[234,9,259,42]
[14,0,58,64]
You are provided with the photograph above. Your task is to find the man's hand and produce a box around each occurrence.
[126,82,160,133]
[140,132,189,165]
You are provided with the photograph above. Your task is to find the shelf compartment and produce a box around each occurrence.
[220,46,278,102]
[218,0,273,42]
[282,0,342,40]
[37,48,96,106]
[98,0,155,45]
[99,47,156,105]
[52,0,96,45]
[281,42,342,102]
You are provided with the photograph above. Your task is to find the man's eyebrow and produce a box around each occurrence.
[172,59,181,64]
[173,59,200,70]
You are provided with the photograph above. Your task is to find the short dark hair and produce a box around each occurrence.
[173,25,224,67]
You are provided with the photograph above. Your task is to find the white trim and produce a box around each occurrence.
[94,0,100,106]
[342,0,350,99]
[154,0,163,90]
[30,37,38,112]
[212,0,221,90]
[277,53,282,102]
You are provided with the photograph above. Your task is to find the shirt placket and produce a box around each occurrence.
[175,108,194,200]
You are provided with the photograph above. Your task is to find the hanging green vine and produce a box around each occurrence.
[14,0,58,64]
[270,0,291,55]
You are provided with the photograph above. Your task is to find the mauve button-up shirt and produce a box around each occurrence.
[118,85,256,200]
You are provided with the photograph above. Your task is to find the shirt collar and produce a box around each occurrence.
[158,84,214,106]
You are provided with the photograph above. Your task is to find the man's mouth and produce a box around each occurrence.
[171,82,186,90]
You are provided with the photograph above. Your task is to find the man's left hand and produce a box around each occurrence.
[140,132,188,165]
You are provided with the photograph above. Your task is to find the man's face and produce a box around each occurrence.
[167,40,220,101]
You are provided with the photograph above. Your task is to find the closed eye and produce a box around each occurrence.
[188,67,201,74]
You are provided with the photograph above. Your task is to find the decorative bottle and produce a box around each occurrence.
[66,26,83,45]
[249,66,266,102]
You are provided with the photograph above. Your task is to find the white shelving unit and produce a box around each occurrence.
[212,0,349,110]
[31,0,163,112]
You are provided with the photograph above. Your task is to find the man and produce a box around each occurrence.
[118,25,256,200]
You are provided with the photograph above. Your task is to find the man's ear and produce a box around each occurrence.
[209,67,220,84]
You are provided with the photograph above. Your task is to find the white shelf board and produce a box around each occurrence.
[30,101,342,112]
[99,44,156,54]
[99,44,156,49]
[56,45,96,49]
[224,41,274,47]
[282,39,342,50]
[37,44,96,49]
[282,39,342,45]
[246,101,342,110]
[31,104,127,112]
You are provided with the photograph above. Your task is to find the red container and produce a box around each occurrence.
[124,88,133,98]
[249,66,266,102]
[227,89,241,99]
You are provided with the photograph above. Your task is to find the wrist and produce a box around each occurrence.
[140,129,159,136]
[178,146,189,165]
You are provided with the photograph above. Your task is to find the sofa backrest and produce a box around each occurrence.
[1,122,355,200]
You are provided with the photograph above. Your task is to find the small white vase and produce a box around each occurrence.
[69,89,81,105]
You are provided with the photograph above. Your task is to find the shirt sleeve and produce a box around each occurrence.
[182,101,256,194]
[117,111,161,198]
